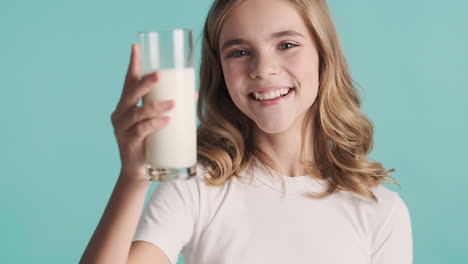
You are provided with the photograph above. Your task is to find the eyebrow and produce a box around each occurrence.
[220,30,305,52]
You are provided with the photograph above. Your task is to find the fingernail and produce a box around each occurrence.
[151,72,158,81]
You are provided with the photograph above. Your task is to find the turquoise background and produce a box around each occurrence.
[1,0,466,263]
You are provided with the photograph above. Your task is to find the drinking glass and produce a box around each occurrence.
[138,29,197,181]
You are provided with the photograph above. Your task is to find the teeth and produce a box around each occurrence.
[253,88,290,101]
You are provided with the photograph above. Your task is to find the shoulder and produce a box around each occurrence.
[333,184,411,234]
[370,184,411,227]
[337,183,407,211]
[359,184,410,222]
[366,186,413,257]
[370,185,409,217]
[147,163,212,208]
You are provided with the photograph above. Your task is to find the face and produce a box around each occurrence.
[219,0,320,135]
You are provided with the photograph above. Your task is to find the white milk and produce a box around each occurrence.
[142,68,197,169]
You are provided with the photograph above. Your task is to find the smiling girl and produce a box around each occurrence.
[81,0,413,263]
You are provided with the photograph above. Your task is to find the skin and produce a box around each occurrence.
[219,0,320,176]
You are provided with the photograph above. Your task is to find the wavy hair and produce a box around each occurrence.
[196,0,398,202]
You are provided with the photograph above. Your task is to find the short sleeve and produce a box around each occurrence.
[371,194,413,264]
[133,177,199,264]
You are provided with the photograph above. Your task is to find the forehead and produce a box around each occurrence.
[219,0,310,45]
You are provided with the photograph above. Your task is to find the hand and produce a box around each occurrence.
[110,44,175,182]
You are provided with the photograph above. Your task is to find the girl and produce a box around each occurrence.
[80,0,413,263]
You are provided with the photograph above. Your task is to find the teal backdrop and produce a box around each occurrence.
[1,0,467,263]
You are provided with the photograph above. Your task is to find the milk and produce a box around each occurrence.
[142,68,197,169]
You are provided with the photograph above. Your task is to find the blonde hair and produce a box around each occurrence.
[196,0,398,202]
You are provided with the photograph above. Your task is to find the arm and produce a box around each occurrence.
[79,174,170,264]
[80,43,182,264]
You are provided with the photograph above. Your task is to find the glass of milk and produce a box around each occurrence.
[138,29,197,181]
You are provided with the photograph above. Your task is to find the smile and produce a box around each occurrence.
[249,88,294,101]
[248,88,295,106]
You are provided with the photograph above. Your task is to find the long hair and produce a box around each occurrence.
[196,0,398,202]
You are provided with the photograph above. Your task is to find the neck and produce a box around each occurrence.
[254,113,315,177]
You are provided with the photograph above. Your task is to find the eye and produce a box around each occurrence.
[279,42,298,50]
[227,49,249,58]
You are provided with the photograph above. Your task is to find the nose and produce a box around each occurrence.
[249,51,281,79]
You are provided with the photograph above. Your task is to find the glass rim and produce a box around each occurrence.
[137,28,193,34]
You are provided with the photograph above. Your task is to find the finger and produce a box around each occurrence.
[122,72,159,109]
[129,116,171,145]
[115,71,158,116]
[124,43,141,88]
[195,92,199,100]
[120,43,140,106]
[121,100,175,131]
[116,44,142,113]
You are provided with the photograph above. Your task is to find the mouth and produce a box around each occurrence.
[248,87,295,101]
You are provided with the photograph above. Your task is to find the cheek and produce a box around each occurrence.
[221,62,246,99]
[291,50,320,88]
[222,62,244,86]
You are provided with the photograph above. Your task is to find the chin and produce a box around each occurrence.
[254,119,296,135]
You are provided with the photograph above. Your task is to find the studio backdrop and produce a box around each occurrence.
[1,0,467,263]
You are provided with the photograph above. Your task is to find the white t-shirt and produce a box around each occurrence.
[133,163,413,264]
